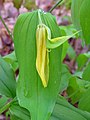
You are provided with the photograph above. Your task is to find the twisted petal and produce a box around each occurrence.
[36,24,49,87]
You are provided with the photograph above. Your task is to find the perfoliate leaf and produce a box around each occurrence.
[13,10,62,120]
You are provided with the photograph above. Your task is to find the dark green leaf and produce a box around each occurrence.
[80,0,90,44]
[51,96,90,120]
[10,99,30,120]
[79,88,90,112]
[0,56,16,98]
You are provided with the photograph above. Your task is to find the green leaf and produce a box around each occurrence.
[80,0,90,44]
[67,77,90,103]
[3,51,18,72]
[13,10,62,120]
[71,0,84,30]
[51,96,90,120]
[82,62,90,81]
[76,53,88,70]
[0,56,16,98]
[60,24,78,37]
[60,64,71,93]
[47,31,79,49]
[79,88,90,112]
[10,99,31,120]
[9,95,90,120]
[71,0,90,44]
[10,115,21,120]
[73,71,83,79]
[0,96,8,109]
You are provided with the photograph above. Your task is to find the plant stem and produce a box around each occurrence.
[49,0,63,13]
[38,9,42,24]
[0,16,13,40]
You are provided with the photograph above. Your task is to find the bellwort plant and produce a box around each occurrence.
[0,0,88,120]
[13,8,79,120]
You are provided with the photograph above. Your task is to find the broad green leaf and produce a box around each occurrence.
[10,99,31,120]
[51,96,90,120]
[9,95,90,120]
[79,88,90,112]
[80,0,90,44]
[3,51,18,72]
[13,10,62,120]
[82,62,90,81]
[71,0,90,44]
[71,0,84,30]
[0,56,16,98]
[71,0,85,45]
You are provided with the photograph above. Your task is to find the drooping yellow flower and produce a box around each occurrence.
[36,10,80,88]
[36,24,49,88]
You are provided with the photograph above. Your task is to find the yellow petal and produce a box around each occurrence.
[36,24,49,87]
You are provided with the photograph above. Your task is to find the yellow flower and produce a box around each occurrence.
[36,24,49,87]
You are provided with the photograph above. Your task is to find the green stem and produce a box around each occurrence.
[49,0,63,13]
[0,16,13,40]
[38,9,42,24]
